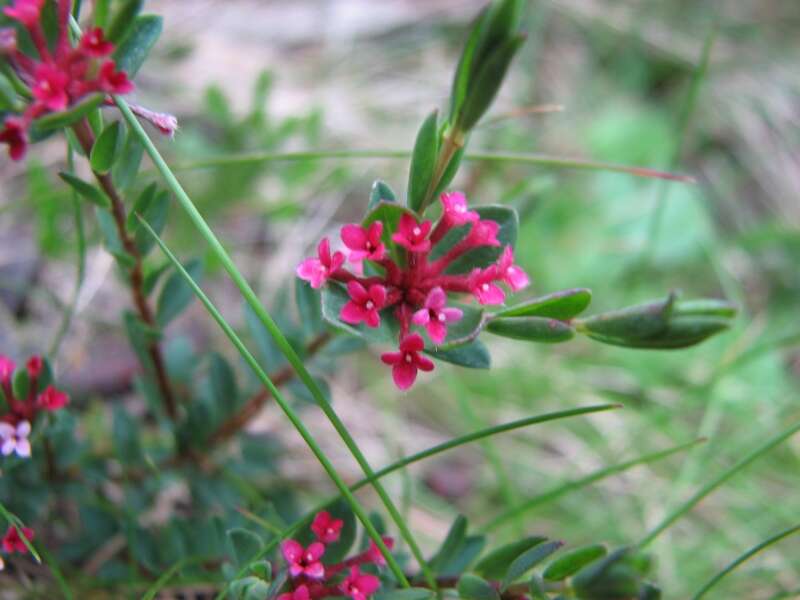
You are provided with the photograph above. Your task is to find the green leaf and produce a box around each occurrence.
[32,94,104,132]
[156,259,204,327]
[457,574,499,600]
[368,180,397,211]
[96,208,136,268]
[432,146,465,200]
[439,534,486,577]
[375,590,434,600]
[227,528,264,567]
[486,316,575,343]
[113,130,144,190]
[542,544,608,581]
[407,110,439,213]
[571,548,631,594]
[58,172,110,208]
[11,368,29,401]
[449,8,488,125]
[501,540,564,591]
[320,282,397,345]
[475,537,548,580]
[210,352,238,417]
[496,288,592,320]
[107,0,144,43]
[230,576,270,600]
[113,15,163,76]
[133,188,170,255]
[529,575,548,600]
[457,35,525,131]
[90,121,124,174]
[295,279,323,339]
[426,339,490,369]
[444,205,518,274]
[112,405,142,463]
[430,515,467,573]
[0,72,19,111]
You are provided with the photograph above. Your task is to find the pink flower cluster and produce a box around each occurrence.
[297,192,529,390]
[0,525,34,571]
[279,511,393,600]
[0,0,134,160]
[1,354,69,459]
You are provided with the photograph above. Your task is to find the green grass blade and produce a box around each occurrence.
[213,403,620,593]
[169,150,694,183]
[482,438,705,532]
[138,218,409,590]
[691,523,800,599]
[639,421,800,547]
[142,556,207,600]
[119,97,434,590]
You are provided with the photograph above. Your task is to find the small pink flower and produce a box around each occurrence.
[37,386,69,412]
[79,28,114,57]
[311,510,343,544]
[340,566,381,600]
[279,585,311,600]
[0,355,15,382]
[391,214,432,253]
[441,192,479,226]
[0,421,31,458]
[2,525,34,554]
[26,355,43,379]
[340,282,387,328]
[380,333,434,390]
[296,238,345,289]
[412,287,463,345]
[97,60,134,94]
[497,246,529,292]
[3,0,44,27]
[341,222,386,263]
[281,539,325,580]
[466,219,500,247]
[470,269,505,305]
[32,63,69,111]
[0,117,27,161]
[366,536,395,566]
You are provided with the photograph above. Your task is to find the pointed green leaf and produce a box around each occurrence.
[295,279,323,338]
[134,188,170,255]
[430,515,467,573]
[107,0,144,43]
[59,172,110,208]
[426,339,490,369]
[113,130,145,190]
[458,574,499,600]
[501,540,564,591]
[90,121,124,174]
[375,590,434,600]
[475,537,549,580]
[542,544,608,581]
[368,180,397,211]
[156,259,204,327]
[210,352,238,417]
[496,288,592,320]
[407,110,439,212]
[486,316,574,343]
[227,528,264,567]
[113,14,163,76]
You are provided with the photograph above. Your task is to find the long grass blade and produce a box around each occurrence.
[138,219,409,591]
[639,420,800,547]
[141,556,208,600]
[482,438,705,532]
[691,523,800,599]
[170,149,694,183]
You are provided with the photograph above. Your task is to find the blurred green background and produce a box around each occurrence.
[1,1,798,597]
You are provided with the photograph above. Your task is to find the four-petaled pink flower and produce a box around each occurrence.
[391,214,432,253]
[32,63,70,111]
[366,536,394,566]
[278,584,311,600]
[311,511,344,544]
[497,246,529,292]
[380,334,434,390]
[2,525,34,554]
[339,566,381,600]
[282,539,326,580]
[412,287,463,345]
[470,268,506,305]
[97,60,134,94]
[341,222,386,263]
[441,191,479,226]
[37,386,69,412]
[466,219,500,247]
[79,27,114,57]
[340,282,387,328]
[2,0,44,27]
[0,421,32,458]
[296,238,345,289]
[0,117,28,161]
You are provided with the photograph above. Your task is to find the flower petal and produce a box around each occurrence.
[392,362,417,390]
[341,224,367,250]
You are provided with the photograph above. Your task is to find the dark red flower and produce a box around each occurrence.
[380,333,434,390]
[311,510,344,544]
[340,566,381,600]
[341,222,386,263]
[281,539,325,580]
[412,287,463,345]
[278,584,311,600]
[0,117,28,161]
[340,281,387,328]
[79,28,114,57]
[26,355,43,379]
[2,525,34,554]
[31,63,70,111]
[466,219,500,247]
[366,536,394,566]
[97,60,134,94]
[2,0,44,28]
[37,385,69,412]
[296,238,345,289]
[391,214,432,253]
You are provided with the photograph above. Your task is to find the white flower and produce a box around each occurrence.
[0,420,31,458]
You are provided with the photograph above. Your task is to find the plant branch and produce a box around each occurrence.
[71,120,178,421]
